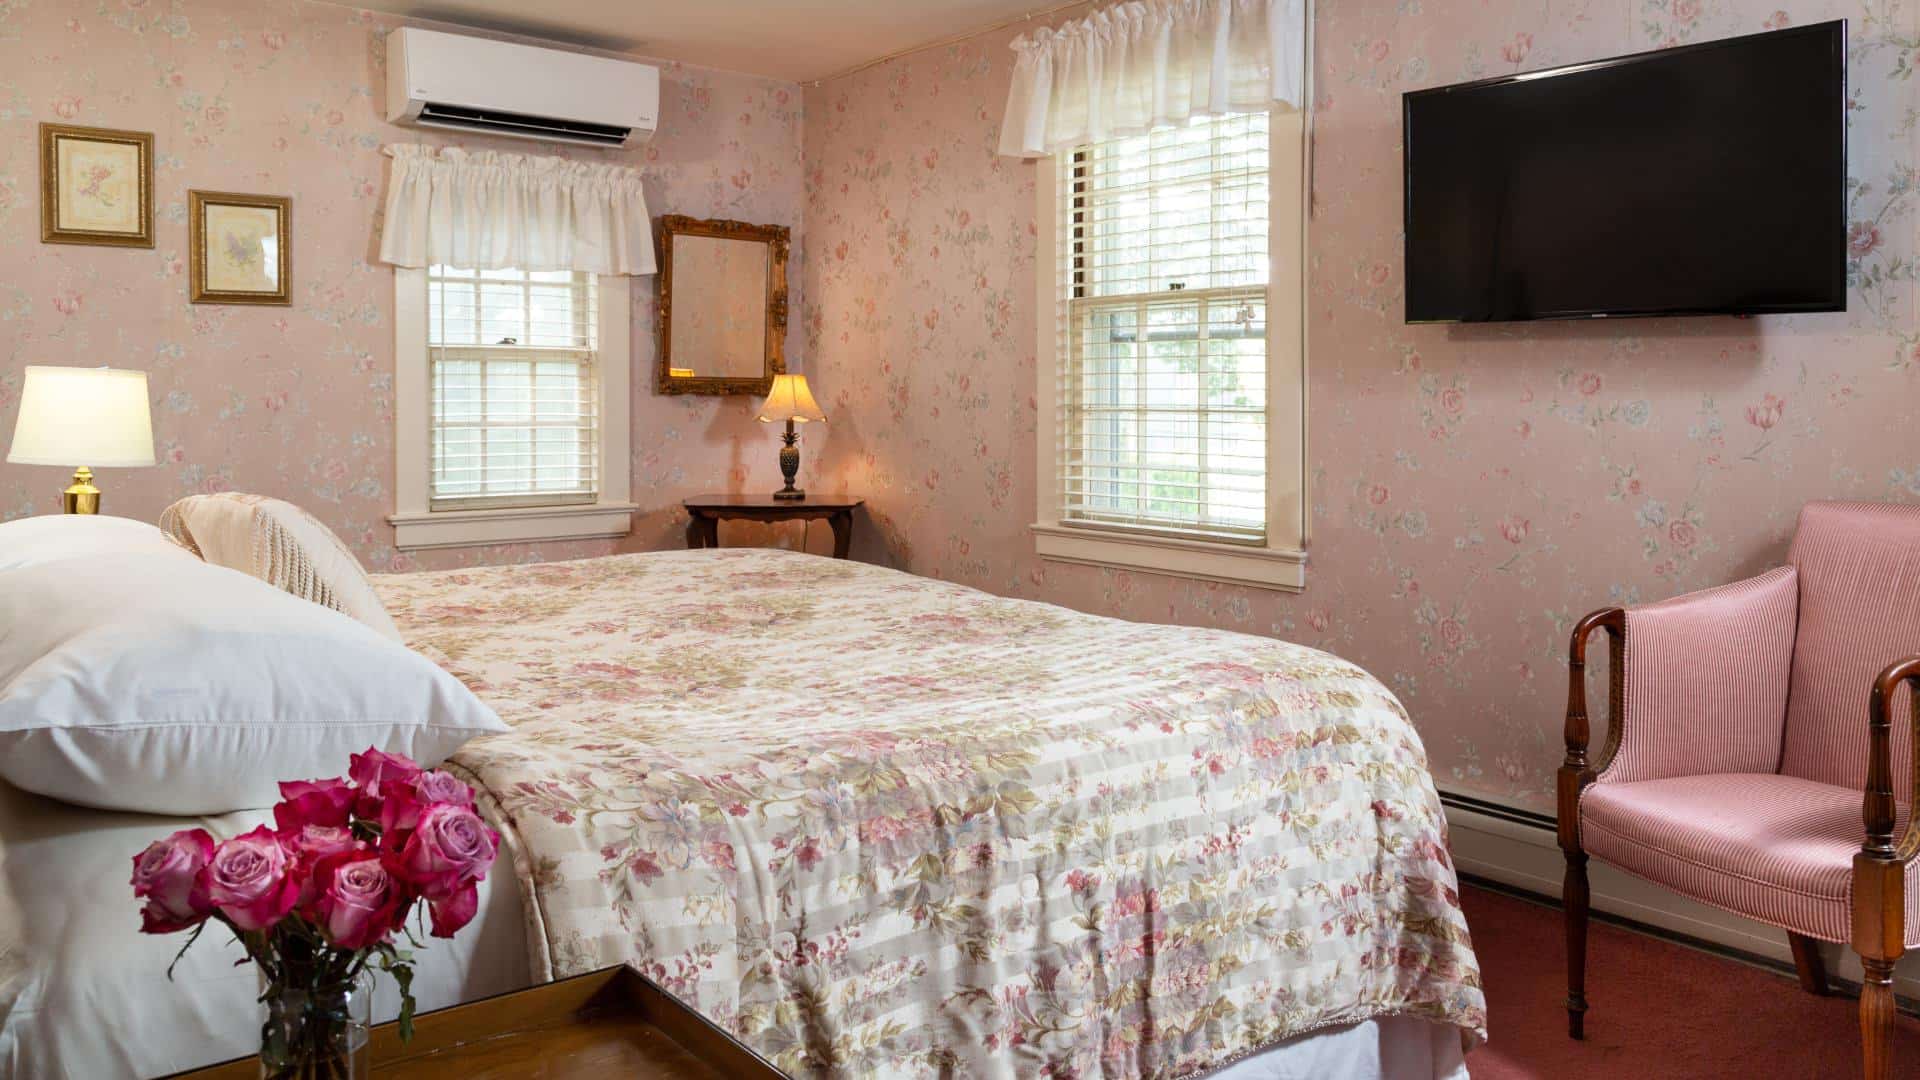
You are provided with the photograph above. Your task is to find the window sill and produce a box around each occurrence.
[390,501,638,551]
[1031,522,1305,591]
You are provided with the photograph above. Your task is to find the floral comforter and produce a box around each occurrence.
[372,549,1484,1077]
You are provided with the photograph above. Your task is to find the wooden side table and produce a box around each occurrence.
[168,966,780,1078]
[683,494,864,559]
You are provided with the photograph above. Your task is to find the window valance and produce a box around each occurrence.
[997,0,1306,159]
[377,145,656,276]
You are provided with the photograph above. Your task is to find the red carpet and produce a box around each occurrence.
[1461,884,1920,1078]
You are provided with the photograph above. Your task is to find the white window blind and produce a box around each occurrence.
[427,266,599,511]
[1059,111,1270,544]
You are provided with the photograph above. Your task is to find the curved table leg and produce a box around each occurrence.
[829,510,853,559]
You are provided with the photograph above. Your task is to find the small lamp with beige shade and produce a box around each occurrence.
[6,365,156,514]
[756,373,826,501]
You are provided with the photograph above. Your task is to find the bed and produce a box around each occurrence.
[0,547,1483,1077]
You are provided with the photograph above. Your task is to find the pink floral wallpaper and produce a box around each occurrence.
[0,0,809,570]
[802,1,1920,813]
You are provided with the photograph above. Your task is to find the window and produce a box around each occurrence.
[390,269,634,551]
[1034,109,1308,590]
[427,267,599,511]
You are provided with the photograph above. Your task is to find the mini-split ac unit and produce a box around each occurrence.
[386,27,659,150]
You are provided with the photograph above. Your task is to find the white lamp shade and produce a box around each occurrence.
[756,373,827,424]
[7,366,156,468]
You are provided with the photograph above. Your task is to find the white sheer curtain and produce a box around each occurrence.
[998,0,1307,159]
[378,145,656,275]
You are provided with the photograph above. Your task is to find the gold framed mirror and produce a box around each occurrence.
[656,215,788,395]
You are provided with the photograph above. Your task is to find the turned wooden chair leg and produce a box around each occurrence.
[1860,955,1896,1080]
[1565,849,1590,1039]
[1788,933,1830,996]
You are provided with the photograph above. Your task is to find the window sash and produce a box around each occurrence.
[1059,112,1271,544]
[427,268,599,512]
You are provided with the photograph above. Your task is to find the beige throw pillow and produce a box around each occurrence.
[160,493,403,642]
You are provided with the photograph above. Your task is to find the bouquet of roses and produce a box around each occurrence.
[130,748,499,1078]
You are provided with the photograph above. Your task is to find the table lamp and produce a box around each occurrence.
[6,365,156,514]
[755,373,826,501]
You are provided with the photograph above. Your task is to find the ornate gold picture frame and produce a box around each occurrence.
[189,190,292,305]
[656,215,789,396]
[40,123,154,248]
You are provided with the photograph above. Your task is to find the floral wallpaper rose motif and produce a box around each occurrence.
[0,0,809,571]
[803,0,1920,813]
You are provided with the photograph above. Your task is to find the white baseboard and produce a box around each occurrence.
[1441,794,1920,1000]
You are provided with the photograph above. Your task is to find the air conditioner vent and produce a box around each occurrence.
[416,103,632,147]
[386,29,659,150]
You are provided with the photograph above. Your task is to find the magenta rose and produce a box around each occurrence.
[281,823,360,905]
[131,828,216,934]
[273,777,355,831]
[350,747,425,819]
[282,823,358,864]
[427,881,480,939]
[412,770,475,808]
[310,850,405,950]
[206,826,300,932]
[378,770,477,838]
[349,748,423,797]
[399,803,498,901]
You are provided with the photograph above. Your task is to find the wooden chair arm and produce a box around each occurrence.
[1559,607,1624,852]
[1863,656,1920,863]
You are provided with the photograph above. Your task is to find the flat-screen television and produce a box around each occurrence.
[1403,21,1847,324]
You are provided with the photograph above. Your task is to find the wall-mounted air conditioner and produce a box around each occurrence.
[386,27,659,150]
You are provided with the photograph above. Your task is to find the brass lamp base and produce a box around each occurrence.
[63,466,101,515]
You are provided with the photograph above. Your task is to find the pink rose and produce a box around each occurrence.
[1576,372,1602,396]
[1668,520,1698,550]
[412,769,475,808]
[282,823,357,863]
[399,803,498,901]
[1437,386,1465,415]
[207,826,299,932]
[1849,220,1882,257]
[1746,392,1785,431]
[273,777,354,831]
[378,769,478,840]
[311,850,404,949]
[131,829,215,933]
[1439,618,1467,648]
[1498,516,1530,544]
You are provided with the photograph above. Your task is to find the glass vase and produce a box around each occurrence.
[258,968,373,1080]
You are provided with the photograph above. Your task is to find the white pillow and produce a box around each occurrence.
[0,514,191,572]
[159,493,404,642]
[0,552,507,815]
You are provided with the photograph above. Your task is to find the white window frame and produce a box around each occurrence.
[389,268,636,550]
[1033,106,1310,591]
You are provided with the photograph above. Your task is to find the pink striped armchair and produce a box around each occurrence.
[1558,501,1920,1079]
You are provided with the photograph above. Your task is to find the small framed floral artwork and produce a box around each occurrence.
[39,123,154,247]
[189,190,291,305]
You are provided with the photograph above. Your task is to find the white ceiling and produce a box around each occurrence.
[352,0,1060,83]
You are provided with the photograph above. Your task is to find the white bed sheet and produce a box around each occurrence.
[0,781,529,1079]
[1214,1016,1471,1079]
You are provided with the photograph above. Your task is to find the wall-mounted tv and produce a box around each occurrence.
[1403,22,1847,324]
